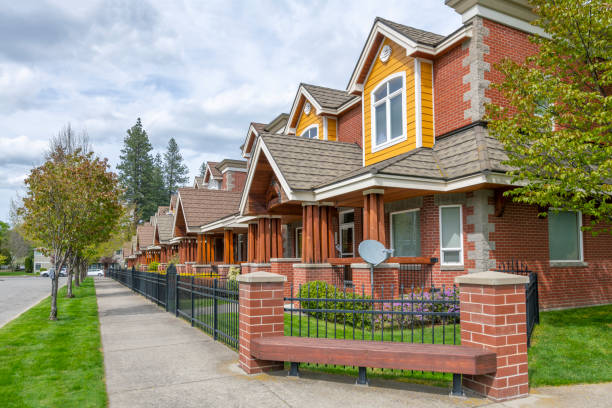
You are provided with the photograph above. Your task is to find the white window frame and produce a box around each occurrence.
[439,205,463,266]
[370,71,407,153]
[295,227,302,258]
[390,208,421,257]
[300,124,319,139]
[339,210,355,258]
[548,209,584,262]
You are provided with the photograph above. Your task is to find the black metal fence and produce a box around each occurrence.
[285,281,460,345]
[176,274,239,350]
[497,260,540,346]
[108,266,240,350]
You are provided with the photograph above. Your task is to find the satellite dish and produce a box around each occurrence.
[358,240,394,287]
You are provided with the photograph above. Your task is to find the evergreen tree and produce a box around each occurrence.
[163,137,189,198]
[199,161,207,177]
[152,153,168,207]
[117,118,156,223]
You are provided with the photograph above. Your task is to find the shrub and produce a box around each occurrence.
[147,261,160,272]
[25,253,34,273]
[39,267,47,272]
[227,266,240,281]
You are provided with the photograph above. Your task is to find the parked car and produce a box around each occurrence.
[88,269,104,277]
[58,268,67,277]
[40,270,50,277]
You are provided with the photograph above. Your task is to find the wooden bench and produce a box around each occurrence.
[251,336,496,395]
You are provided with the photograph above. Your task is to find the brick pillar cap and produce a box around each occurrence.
[455,271,529,286]
[237,271,287,283]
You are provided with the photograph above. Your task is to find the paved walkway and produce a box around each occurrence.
[0,275,66,328]
[96,279,611,408]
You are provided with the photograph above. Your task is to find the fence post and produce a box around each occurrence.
[175,274,179,317]
[166,269,170,312]
[213,279,218,341]
[237,272,286,374]
[190,275,195,327]
[456,271,529,401]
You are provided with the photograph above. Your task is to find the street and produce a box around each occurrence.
[0,276,66,328]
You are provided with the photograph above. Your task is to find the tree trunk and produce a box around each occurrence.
[74,262,80,287]
[66,266,74,298]
[49,254,64,320]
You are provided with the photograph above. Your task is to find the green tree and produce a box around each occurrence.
[199,161,207,177]
[24,249,34,274]
[0,221,10,266]
[152,153,168,206]
[486,0,611,230]
[117,118,157,223]
[163,137,189,198]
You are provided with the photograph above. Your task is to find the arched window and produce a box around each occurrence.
[371,72,406,150]
[300,125,318,139]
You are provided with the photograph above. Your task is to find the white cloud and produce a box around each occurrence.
[0,0,461,220]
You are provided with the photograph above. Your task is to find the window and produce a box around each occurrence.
[371,73,405,151]
[300,125,318,139]
[548,210,582,261]
[339,210,355,258]
[439,205,463,265]
[208,179,219,190]
[295,227,302,258]
[390,209,420,257]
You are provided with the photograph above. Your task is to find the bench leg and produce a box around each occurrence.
[451,374,464,396]
[356,367,368,386]
[288,362,300,377]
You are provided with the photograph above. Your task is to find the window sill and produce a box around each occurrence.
[371,135,406,154]
[440,265,464,271]
[549,261,588,268]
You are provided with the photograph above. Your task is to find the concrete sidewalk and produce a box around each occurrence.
[96,279,611,408]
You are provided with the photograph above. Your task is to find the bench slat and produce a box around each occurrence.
[251,337,496,375]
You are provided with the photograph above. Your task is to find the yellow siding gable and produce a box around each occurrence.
[363,37,434,166]
[326,117,337,141]
[295,101,324,140]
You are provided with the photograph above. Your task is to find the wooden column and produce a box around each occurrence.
[363,190,385,243]
[303,205,313,263]
[321,206,328,261]
[257,218,266,263]
[270,219,278,259]
[247,223,257,263]
[328,207,337,258]
[196,236,202,264]
[276,220,283,259]
[223,230,232,264]
[313,206,321,263]
[263,218,271,263]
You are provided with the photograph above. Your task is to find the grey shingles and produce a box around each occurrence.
[155,214,174,243]
[302,84,358,110]
[178,188,242,228]
[377,17,445,46]
[261,133,362,190]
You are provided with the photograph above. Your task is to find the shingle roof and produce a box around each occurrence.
[377,17,445,46]
[194,177,205,188]
[253,122,266,134]
[260,133,363,190]
[264,113,289,133]
[317,125,510,188]
[207,162,222,178]
[157,206,169,215]
[178,188,243,228]
[302,84,358,110]
[122,241,132,257]
[169,194,177,210]
[137,223,154,249]
[155,214,174,243]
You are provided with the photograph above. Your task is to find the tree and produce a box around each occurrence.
[486,0,611,231]
[163,137,189,198]
[20,149,123,318]
[199,161,207,177]
[24,249,33,274]
[151,153,168,207]
[0,221,10,267]
[117,118,158,223]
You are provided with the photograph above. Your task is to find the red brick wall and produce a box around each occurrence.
[483,19,538,113]
[490,201,612,310]
[222,170,247,192]
[433,43,470,137]
[337,103,362,146]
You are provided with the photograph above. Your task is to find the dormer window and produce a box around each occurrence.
[300,125,318,139]
[371,72,406,151]
[208,180,219,190]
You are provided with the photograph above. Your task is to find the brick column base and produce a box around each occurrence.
[293,263,341,289]
[351,263,400,297]
[237,272,286,374]
[271,258,299,298]
[456,271,529,401]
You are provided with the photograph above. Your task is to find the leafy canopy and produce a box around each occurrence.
[486,0,611,230]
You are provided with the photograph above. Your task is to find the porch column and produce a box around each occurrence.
[363,189,386,243]
[270,218,282,259]
[301,203,337,263]
[223,229,234,264]
[247,222,258,263]
[196,236,203,264]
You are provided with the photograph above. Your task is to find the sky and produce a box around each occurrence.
[0,0,461,222]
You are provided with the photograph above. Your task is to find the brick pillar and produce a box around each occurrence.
[456,271,529,401]
[237,272,286,374]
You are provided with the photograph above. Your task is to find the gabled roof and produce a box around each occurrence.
[157,206,169,215]
[286,83,361,132]
[203,161,222,183]
[241,114,289,158]
[193,176,205,189]
[122,241,132,257]
[175,188,243,232]
[347,17,472,93]
[169,194,177,211]
[263,113,289,133]
[136,223,155,249]
[155,213,174,243]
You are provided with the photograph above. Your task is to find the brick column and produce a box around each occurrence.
[456,271,529,401]
[237,272,286,374]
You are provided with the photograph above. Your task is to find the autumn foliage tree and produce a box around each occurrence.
[486,0,611,230]
[20,148,123,319]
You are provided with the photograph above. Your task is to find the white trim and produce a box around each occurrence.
[241,125,260,158]
[220,166,247,174]
[439,205,464,266]
[435,25,473,55]
[299,124,319,139]
[462,5,547,37]
[339,209,355,258]
[547,209,584,263]
[414,59,422,148]
[389,208,421,257]
[370,71,407,153]
[323,117,328,140]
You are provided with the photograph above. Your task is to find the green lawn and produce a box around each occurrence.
[0,278,107,408]
[0,270,30,276]
[528,304,612,386]
[283,313,460,387]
